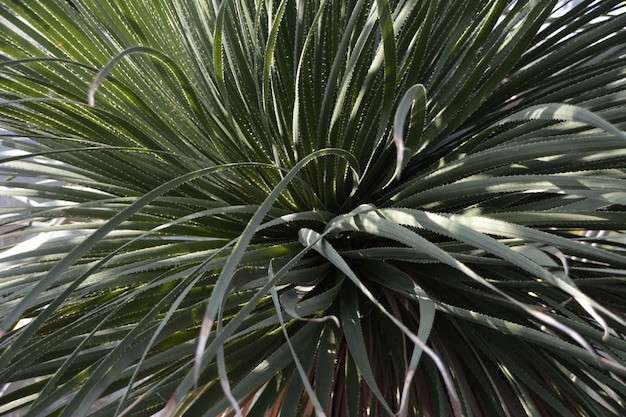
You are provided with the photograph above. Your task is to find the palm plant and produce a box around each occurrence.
[1,0,626,415]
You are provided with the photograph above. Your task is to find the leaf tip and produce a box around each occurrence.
[194,314,214,386]
[394,134,405,180]
[87,74,101,107]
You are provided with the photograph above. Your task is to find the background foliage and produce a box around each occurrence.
[1,0,626,416]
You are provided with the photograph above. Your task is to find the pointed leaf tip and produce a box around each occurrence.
[87,74,101,107]
[218,347,243,417]
[194,314,214,386]
[393,84,427,180]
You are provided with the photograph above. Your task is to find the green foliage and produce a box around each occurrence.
[1,1,626,416]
